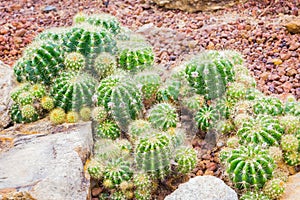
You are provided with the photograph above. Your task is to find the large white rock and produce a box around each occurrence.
[0,120,93,200]
[0,61,16,131]
[165,176,238,200]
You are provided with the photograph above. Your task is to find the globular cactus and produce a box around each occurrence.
[233,113,251,129]
[49,107,66,125]
[216,120,235,135]
[64,52,85,71]
[215,96,236,119]
[96,120,121,140]
[50,71,96,112]
[133,172,152,200]
[13,40,64,84]
[272,168,289,182]
[85,14,121,34]
[224,144,275,189]
[17,92,33,106]
[147,103,178,131]
[185,50,235,100]
[66,111,79,123]
[253,96,283,116]
[195,105,219,131]
[91,106,107,122]
[62,24,117,61]
[87,159,105,180]
[226,82,247,101]
[128,119,152,141]
[94,52,117,79]
[174,147,197,174]
[240,191,271,200]
[96,75,143,130]
[268,146,283,163]
[110,191,128,200]
[182,94,205,113]
[281,134,298,152]
[10,83,30,102]
[156,78,181,103]
[41,96,55,111]
[21,104,37,119]
[29,84,46,99]
[278,115,300,134]
[237,115,284,146]
[263,178,285,200]
[134,71,162,101]
[117,41,155,72]
[79,106,91,121]
[103,158,133,187]
[283,151,300,166]
[135,133,172,179]
[10,103,39,123]
[166,128,186,149]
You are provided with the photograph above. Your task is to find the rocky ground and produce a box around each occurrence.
[0,0,299,99]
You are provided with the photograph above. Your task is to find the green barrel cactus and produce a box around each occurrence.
[284,151,300,166]
[62,24,116,60]
[29,84,46,99]
[128,119,152,141]
[103,158,133,187]
[135,133,172,179]
[50,71,96,112]
[85,14,121,34]
[263,178,285,199]
[96,75,143,130]
[10,103,39,124]
[281,134,299,152]
[64,52,85,71]
[185,50,235,100]
[117,41,154,72]
[41,96,55,111]
[195,105,219,131]
[49,108,66,125]
[133,172,152,200]
[134,71,162,101]
[13,40,64,84]
[148,103,178,131]
[96,120,121,140]
[91,106,107,122]
[17,92,33,106]
[94,52,117,79]
[253,96,283,116]
[174,147,197,174]
[224,144,275,189]
[278,115,300,134]
[237,115,284,146]
[240,191,270,200]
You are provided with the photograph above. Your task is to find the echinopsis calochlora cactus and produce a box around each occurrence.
[185,50,235,100]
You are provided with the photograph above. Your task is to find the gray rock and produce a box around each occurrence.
[165,176,238,200]
[0,61,16,131]
[281,172,300,200]
[0,120,93,200]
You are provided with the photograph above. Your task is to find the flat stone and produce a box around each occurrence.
[0,61,16,131]
[165,176,238,200]
[284,17,300,34]
[0,121,93,200]
[281,172,300,200]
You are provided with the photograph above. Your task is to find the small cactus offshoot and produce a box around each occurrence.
[21,104,37,119]
[283,151,300,166]
[41,96,55,111]
[128,119,152,141]
[79,107,91,121]
[174,147,197,174]
[91,106,107,122]
[281,134,299,152]
[268,146,283,163]
[87,159,105,180]
[133,172,152,200]
[263,178,285,200]
[195,105,219,131]
[49,108,66,125]
[182,94,205,112]
[94,52,117,79]
[66,111,80,123]
[64,52,86,71]
[278,115,300,134]
[17,92,33,106]
[10,103,38,124]
[30,84,46,99]
[96,120,121,140]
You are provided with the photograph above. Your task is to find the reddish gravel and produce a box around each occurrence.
[0,0,299,100]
